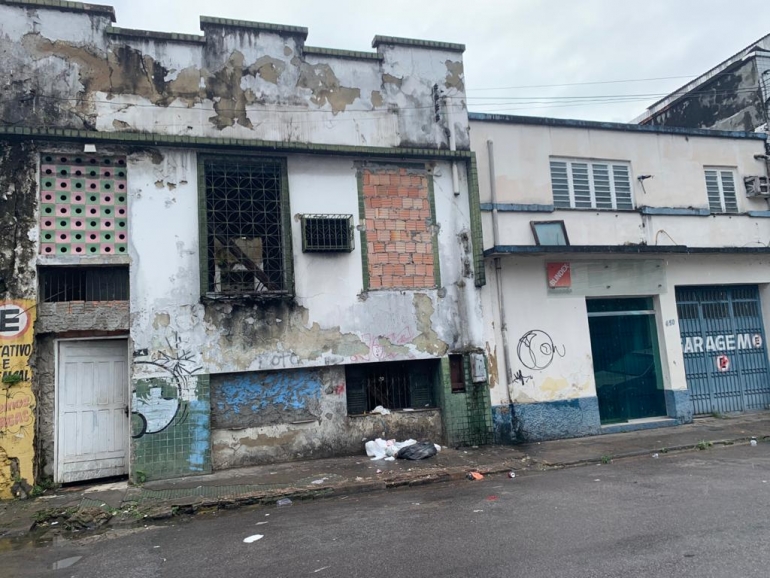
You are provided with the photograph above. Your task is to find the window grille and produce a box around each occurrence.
[345,360,438,415]
[201,157,291,296]
[550,159,633,210]
[705,168,738,214]
[301,214,354,252]
[39,266,129,302]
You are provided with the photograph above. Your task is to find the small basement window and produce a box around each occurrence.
[301,214,354,252]
[346,360,438,415]
[39,266,129,302]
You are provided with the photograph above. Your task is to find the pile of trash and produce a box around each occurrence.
[365,438,441,461]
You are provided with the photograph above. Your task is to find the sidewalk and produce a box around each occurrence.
[1,411,768,538]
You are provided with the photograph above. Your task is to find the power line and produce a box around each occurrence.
[466,75,698,92]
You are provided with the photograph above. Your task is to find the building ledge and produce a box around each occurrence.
[1,0,115,21]
[106,26,205,44]
[372,35,465,53]
[199,16,308,39]
[468,112,767,141]
[303,46,383,61]
[484,245,770,257]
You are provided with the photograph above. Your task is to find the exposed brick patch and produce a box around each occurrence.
[362,167,434,290]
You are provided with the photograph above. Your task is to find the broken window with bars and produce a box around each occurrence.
[201,157,292,296]
[345,360,438,415]
[301,214,354,252]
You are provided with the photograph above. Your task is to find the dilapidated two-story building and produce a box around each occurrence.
[0,0,492,494]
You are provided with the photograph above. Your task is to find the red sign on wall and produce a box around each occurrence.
[547,262,572,288]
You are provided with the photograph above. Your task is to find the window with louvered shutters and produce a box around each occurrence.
[549,158,634,210]
[704,168,738,214]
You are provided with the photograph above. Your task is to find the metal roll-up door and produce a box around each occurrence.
[676,285,770,415]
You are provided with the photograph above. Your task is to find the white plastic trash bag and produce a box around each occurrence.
[370,406,391,415]
[365,438,417,460]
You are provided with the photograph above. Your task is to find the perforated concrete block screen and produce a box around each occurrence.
[39,154,128,256]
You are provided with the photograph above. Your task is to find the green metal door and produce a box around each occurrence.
[588,298,666,424]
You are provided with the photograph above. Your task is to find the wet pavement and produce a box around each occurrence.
[0,411,767,540]
[1,442,768,577]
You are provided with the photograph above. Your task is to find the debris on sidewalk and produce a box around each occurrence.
[276,498,292,507]
[467,472,484,481]
[370,405,391,415]
[652,453,659,458]
[365,438,416,460]
[397,441,438,460]
[508,471,516,479]
[751,438,758,446]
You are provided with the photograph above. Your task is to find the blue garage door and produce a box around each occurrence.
[676,285,770,415]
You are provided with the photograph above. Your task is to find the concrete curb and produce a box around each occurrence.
[14,434,766,537]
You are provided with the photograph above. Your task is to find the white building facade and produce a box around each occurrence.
[471,113,770,442]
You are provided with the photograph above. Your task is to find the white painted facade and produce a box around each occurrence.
[471,115,770,440]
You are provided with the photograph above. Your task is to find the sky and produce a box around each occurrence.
[109,0,770,122]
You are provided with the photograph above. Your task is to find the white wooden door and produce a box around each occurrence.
[57,340,129,483]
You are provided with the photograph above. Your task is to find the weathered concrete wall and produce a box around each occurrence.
[210,365,443,468]
[36,301,129,334]
[0,4,469,149]
[0,140,38,498]
[643,59,764,132]
[129,150,482,378]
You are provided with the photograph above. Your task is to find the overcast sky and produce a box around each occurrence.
[110,0,769,122]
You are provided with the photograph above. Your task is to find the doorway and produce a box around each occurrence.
[56,339,129,483]
[588,298,666,424]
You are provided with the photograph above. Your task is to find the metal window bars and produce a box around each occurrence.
[301,214,354,253]
[203,158,288,295]
[39,266,129,302]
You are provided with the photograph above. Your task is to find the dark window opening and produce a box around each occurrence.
[345,360,438,415]
[301,214,354,252]
[202,157,290,296]
[39,266,129,302]
[449,354,466,393]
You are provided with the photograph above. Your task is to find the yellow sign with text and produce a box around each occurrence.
[0,299,36,499]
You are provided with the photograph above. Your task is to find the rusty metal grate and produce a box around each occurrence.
[203,157,289,295]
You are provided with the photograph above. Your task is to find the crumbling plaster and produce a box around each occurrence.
[0,4,469,149]
[128,151,482,381]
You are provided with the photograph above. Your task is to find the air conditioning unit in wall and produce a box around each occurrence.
[744,175,770,197]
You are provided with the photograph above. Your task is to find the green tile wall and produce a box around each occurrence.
[437,355,492,447]
[131,374,211,481]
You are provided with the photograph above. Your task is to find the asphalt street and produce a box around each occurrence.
[1,443,768,578]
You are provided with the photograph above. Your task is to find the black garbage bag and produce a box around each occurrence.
[396,441,438,460]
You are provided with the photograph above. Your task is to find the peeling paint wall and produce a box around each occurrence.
[127,150,482,469]
[0,4,469,149]
[0,2,485,482]
[210,365,443,468]
[643,58,767,132]
[0,140,38,498]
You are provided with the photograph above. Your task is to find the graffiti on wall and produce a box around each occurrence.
[0,300,36,499]
[132,335,202,438]
[131,335,211,480]
[211,368,324,429]
[516,330,566,371]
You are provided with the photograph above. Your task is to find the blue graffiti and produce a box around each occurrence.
[215,370,323,415]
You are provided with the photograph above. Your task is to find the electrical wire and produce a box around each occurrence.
[466,74,699,91]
